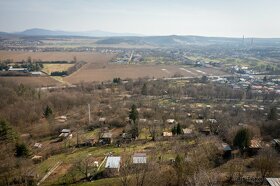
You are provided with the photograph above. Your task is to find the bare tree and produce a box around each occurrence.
[254,147,278,180]
[73,156,96,181]
[134,163,149,186]
[147,121,159,141]
[186,169,219,186]
[173,154,185,186]
[225,158,245,182]
[119,157,132,186]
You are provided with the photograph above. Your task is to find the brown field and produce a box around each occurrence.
[0,51,112,62]
[42,64,74,74]
[0,76,61,87]
[65,57,227,83]
[0,51,227,85]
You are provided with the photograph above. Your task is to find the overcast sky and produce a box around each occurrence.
[0,0,280,37]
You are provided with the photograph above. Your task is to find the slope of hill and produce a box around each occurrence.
[14,28,141,37]
[95,35,280,47]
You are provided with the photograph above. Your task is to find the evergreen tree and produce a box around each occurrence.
[141,83,148,95]
[176,123,183,135]
[129,104,138,124]
[0,119,17,141]
[172,126,177,135]
[44,105,53,118]
[171,124,183,135]
[131,124,139,139]
[129,104,139,138]
[0,119,9,139]
[113,77,121,84]
[233,128,251,152]
[15,143,29,157]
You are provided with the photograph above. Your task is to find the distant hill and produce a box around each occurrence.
[95,35,243,46]
[1,28,280,47]
[13,28,141,37]
[96,35,280,47]
[0,31,10,36]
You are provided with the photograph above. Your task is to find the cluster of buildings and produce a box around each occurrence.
[211,74,280,95]
[104,153,147,176]
[3,66,43,76]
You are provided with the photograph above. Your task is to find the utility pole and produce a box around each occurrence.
[88,103,91,125]
[76,129,79,147]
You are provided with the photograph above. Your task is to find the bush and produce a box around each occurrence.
[113,77,122,84]
[109,119,125,128]
[15,143,29,157]
[51,71,68,76]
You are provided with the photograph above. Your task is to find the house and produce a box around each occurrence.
[34,143,42,148]
[217,143,232,159]
[248,138,262,156]
[139,118,147,123]
[99,117,106,124]
[208,119,217,124]
[266,178,280,186]
[104,156,121,176]
[31,155,43,163]
[166,119,176,124]
[99,132,113,144]
[183,128,193,135]
[200,127,210,135]
[195,119,204,124]
[30,71,42,76]
[59,129,72,140]
[21,133,31,139]
[8,66,28,72]
[162,132,173,137]
[132,153,147,164]
[187,113,192,117]
[55,115,67,123]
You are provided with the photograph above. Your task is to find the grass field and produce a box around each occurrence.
[42,64,74,75]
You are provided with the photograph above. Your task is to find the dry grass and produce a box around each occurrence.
[0,76,61,87]
[0,51,110,62]
[65,63,227,83]
[42,64,74,75]
[0,51,227,84]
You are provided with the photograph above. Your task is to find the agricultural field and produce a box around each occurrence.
[64,64,227,83]
[0,51,110,62]
[42,63,74,75]
[0,51,228,85]
[0,76,61,87]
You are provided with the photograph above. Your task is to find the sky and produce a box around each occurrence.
[0,0,280,37]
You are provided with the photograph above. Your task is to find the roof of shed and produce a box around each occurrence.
[105,156,121,169]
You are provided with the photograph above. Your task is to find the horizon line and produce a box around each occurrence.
[1,28,280,39]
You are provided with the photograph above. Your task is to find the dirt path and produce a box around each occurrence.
[37,161,62,185]
[97,156,108,172]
